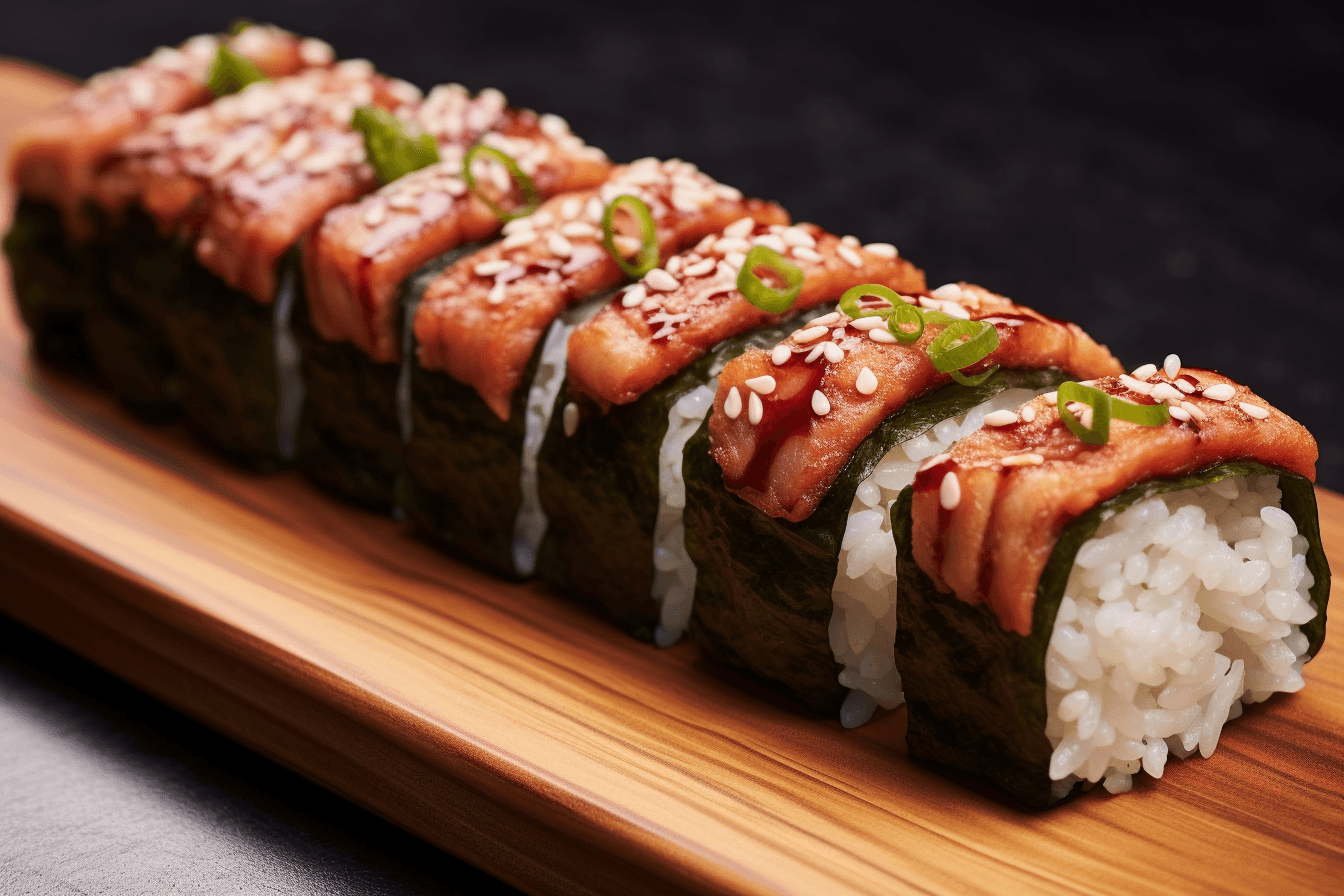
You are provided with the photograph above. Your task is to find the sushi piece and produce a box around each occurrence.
[683,283,1124,714]
[894,364,1329,806]
[4,24,322,372]
[535,224,924,641]
[296,102,610,507]
[90,59,424,464]
[404,157,785,577]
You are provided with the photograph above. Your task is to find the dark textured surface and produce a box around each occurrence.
[1,0,1340,890]
[0,614,519,896]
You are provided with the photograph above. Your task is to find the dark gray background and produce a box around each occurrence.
[1,2,1341,893]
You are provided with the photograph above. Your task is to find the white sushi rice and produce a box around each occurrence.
[651,383,717,647]
[273,263,304,461]
[513,300,605,576]
[830,388,1042,728]
[1045,473,1318,798]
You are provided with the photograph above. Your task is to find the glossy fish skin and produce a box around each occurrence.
[303,110,611,364]
[9,25,321,241]
[709,284,1123,523]
[413,158,786,421]
[566,226,924,408]
[910,369,1319,636]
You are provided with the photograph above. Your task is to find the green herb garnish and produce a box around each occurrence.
[737,245,805,313]
[1056,381,1112,445]
[927,318,1000,386]
[352,107,439,185]
[1110,393,1172,427]
[601,194,659,279]
[462,144,538,221]
[206,45,268,96]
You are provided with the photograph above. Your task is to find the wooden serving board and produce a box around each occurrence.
[1,62,1340,896]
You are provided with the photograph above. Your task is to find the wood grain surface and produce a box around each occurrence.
[0,61,1340,896]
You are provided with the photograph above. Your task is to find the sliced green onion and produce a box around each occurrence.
[601,195,659,279]
[1057,381,1112,445]
[737,245,805,313]
[462,144,539,221]
[915,308,961,327]
[227,18,257,34]
[839,283,899,320]
[1110,394,1171,427]
[352,107,439,185]
[926,319,999,375]
[206,45,268,96]
[888,299,925,345]
[949,365,1000,386]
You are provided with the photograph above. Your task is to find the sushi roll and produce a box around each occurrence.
[297,100,610,507]
[90,59,423,463]
[683,283,1124,715]
[4,24,322,372]
[536,224,924,641]
[403,157,785,577]
[894,363,1330,806]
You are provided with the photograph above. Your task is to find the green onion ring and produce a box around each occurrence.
[926,319,999,374]
[915,308,960,327]
[1057,381,1112,445]
[601,195,659,278]
[887,299,926,345]
[1111,394,1171,427]
[352,107,440,185]
[737,245,805,313]
[462,144,539,221]
[839,283,900,320]
[206,45,268,96]
[949,365,1001,386]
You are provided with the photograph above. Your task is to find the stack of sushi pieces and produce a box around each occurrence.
[5,29,1330,809]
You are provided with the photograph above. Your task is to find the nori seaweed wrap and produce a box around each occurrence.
[535,223,925,643]
[895,368,1329,806]
[297,106,610,508]
[403,158,785,577]
[683,284,1124,716]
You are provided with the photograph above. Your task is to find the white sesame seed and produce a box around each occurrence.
[362,203,387,227]
[1130,363,1158,379]
[940,471,961,510]
[780,227,816,249]
[683,257,717,278]
[1163,354,1181,379]
[812,390,831,416]
[805,343,826,363]
[502,231,536,250]
[1001,453,1045,467]
[809,311,841,327]
[856,366,878,395]
[1150,382,1183,402]
[487,283,507,304]
[931,283,963,300]
[1239,401,1270,419]
[714,236,751,255]
[832,328,846,340]
[1174,378,1195,394]
[388,192,421,211]
[919,452,951,472]
[850,316,886,331]
[1119,374,1154,394]
[790,246,823,263]
[126,75,154,110]
[837,245,864,268]
[644,268,679,292]
[621,284,647,308]
[561,197,583,220]
[723,250,748,269]
[1168,406,1192,422]
[868,327,897,344]
[823,342,845,363]
[547,233,574,258]
[748,391,764,425]
[563,401,580,437]
[841,235,860,248]
[724,387,743,420]
[794,325,828,344]
[1182,401,1208,421]
[943,303,972,320]
[745,375,776,395]
[771,345,791,365]
[1203,383,1236,402]
[1020,405,1037,423]
[666,255,683,275]
[501,216,535,235]
[753,233,788,254]
[474,259,512,277]
[299,37,335,66]
[715,184,744,201]
[723,217,755,239]
[984,410,1019,427]
[863,242,898,258]
[585,197,605,222]
[278,130,312,161]
[300,147,346,174]
[559,221,598,239]
[1043,391,1058,403]
[693,233,716,253]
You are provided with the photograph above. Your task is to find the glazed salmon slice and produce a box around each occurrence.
[10,25,324,240]
[303,105,611,363]
[414,157,787,420]
[708,283,1123,522]
[566,223,925,408]
[909,368,1319,636]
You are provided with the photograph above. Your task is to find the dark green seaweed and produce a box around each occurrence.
[894,460,1331,808]
[294,243,485,510]
[683,367,1073,712]
[534,317,807,640]
[4,198,103,372]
